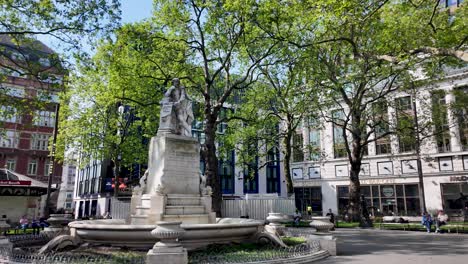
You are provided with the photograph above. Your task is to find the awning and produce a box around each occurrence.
[0,168,55,196]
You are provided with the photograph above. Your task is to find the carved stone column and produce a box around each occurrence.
[147,221,187,264]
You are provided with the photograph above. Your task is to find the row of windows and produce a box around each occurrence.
[0,107,55,127]
[292,155,468,179]
[77,162,102,195]
[5,158,53,176]
[0,131,51,150]
[293,89,468,161]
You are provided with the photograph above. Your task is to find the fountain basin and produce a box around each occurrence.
[69,218,264,250]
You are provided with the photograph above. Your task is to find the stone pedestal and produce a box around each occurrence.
[43,214,72,238]
[309,216,334,233]
[265,213,285,236]
[131,133,216,225]
[309,234,337,256]
[146,134,200,195]
[147,222,188,264]
[309,216,337,256]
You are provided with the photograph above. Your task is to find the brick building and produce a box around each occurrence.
[0,35,64,185]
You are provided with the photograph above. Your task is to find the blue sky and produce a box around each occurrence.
[39,0,153,54]
[121,0,153,23]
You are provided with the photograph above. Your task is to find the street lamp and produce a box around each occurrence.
[45,103,60,217]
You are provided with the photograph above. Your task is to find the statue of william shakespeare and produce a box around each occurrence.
[159,78,194,137]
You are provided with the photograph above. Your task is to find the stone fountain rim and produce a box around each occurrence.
[68,218,264,230]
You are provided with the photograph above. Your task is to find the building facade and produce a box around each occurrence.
[291,68,468,217]
[0,36,63,187]
[56,159,77,212]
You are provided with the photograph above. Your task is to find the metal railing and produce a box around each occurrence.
[221,199,296,220]
[8,234,51,247]
[188,242,320,264]
[0,247,145,264]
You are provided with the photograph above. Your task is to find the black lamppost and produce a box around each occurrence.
[44,103,60,217]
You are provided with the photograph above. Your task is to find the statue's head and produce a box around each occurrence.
[172,78,180,87]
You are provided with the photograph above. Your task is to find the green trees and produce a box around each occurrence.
[0,0,120,128]
[58,0,467,218]
[149,0,281,214]
[57,22,187,188]
[298,0,467,222]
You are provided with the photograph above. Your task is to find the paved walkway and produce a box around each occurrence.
[317,229,468,264]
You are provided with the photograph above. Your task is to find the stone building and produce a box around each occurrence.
[290,67,468,216]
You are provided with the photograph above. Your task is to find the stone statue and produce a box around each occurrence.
[199,173,212,196]
[159,78,194,137]
[132,169,148,195]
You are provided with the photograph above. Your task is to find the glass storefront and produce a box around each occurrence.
[294,187,322,215]
[337,184,421,216]
[441,182,468,214]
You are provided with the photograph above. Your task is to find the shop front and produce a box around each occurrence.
[337,183,421,216]
[294,187,322,215]
[441,178,468,215]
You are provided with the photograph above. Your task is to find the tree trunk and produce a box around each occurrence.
[412,99,427,214]
[283,129,294,195]
[348,161,361,222]
[203,116,222,216]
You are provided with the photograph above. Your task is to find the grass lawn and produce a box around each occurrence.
[335,221,360,228]
[5,228,37,235]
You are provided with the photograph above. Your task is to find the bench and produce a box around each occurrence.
[378,216,422,231]
[378,222,466,233]
[378,222,411,230]
[443,224,465,233]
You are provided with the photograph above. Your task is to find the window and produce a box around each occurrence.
[0,106,20,123]
[337,184,420,216]
[0,130,19,148]
[396,96,416,153]
[373,101,391,155]
[66,193,73,199]
[454,87,468,150]
[294,187,322,215]
[243,165,258,194]
[396,96,412,111]
[28,159,37,175]
[333,110,347,158]
[78,169,84,195]
[308,117,321,160]
[44,159,53,176]
[33,110,55,127]
[217,108,230,134]
[6,159,16,171]
[220,151,235,194]
[441,183,468,214]
[65,202,72,209]
[68,166,76,185]
[432,90,451,153]
[266,147,280,193]
[292,133,304,162]
[31,134,50,150]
